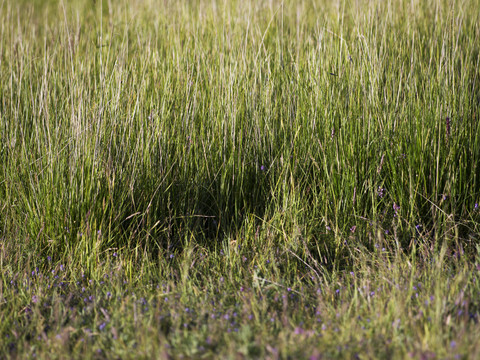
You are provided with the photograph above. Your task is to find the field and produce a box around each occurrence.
[1,0,480,358]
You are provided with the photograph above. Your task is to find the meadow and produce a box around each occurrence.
[1,0,480,358]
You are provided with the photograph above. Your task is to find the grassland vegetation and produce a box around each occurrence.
[1,0,480,358]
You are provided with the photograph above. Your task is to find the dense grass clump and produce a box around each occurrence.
[1,0,479,358]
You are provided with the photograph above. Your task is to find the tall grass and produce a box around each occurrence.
[0,0,479,358]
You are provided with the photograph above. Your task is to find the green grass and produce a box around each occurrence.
[1,0,479,358]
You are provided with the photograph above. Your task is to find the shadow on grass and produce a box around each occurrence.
[118,156,272,257]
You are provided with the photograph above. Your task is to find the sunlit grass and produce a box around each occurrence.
[1,0,479,358]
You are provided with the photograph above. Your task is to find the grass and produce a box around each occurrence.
[0,0,479,358]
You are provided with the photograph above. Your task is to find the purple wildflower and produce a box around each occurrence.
[393,203,400,216]
[294,327,305,335]
[377,187,384,198]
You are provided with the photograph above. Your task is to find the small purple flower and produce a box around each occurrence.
[475,203,479,210]
[294,327,305,335]
[393,203,400,216]
[169,254,174,259]
[287,287,292,292]
[99,322,106,331]
[260,165,265,171]
[450,340,457,348]
[377,187,384,198]
[47,256,51,262]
